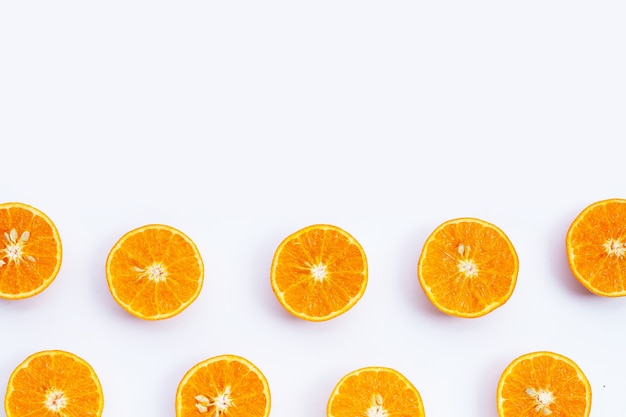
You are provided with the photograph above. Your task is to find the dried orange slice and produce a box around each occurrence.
[327,366,425,417]
[566,198,626,296]
[417,217,519,318]
[5,350,104,417]
[0,202,62,299]
[105,224,204,320]
[497,351,591,417]
[176,354,271,417]
[270,224,368,321]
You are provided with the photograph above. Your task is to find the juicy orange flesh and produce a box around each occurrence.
[178,358,269,417]
[499,355,589,416]
[420,220,517,315]
[329,369,424,417]
[6,352,103,417]
[0,205,61,296]
[568,200,626,294]
[272,227,366,318]
[108,227,202,317]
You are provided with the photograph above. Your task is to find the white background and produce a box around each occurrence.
[1,1,625,416]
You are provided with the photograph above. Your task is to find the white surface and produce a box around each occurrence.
[1,1,625,416]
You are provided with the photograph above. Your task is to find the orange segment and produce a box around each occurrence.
[270,224,368,321]
[106,224,204,320]
[418,217,519,318]
[5,350,104,417]
[176,354,270,417]
[0,202,62,299]
[497,351,591,417]
[566,198,626,296]
[327,367,425,417]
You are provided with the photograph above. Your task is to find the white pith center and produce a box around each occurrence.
[604,238,626,258]
[45,389,68,412]
[366,394,388,417]
[135,262,168,282]
[457,244,478,277]
[458,259,479,277]
[5,244,21,259]
[525,387,554,415]
[195,386,233,415]
[310,262,327,281]
[0,228,35,267]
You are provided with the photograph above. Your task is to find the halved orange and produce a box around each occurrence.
[327,366,425,417]
[566,198,626,296]
[497,351,591,417]
[105,224,204,320]
[270,224,368,321]
[417,217,519,318]
[5,350,104,417]
[176,354,270,417]
[0,202,62,299]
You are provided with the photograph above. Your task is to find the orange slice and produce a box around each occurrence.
[105,224,204,320]
[497,351,591,417]
[417,217,519,318]
[176,354,271,417]
[270,224,368,321]
[566,198,626,296]
[5,350,104,417]
[327,366,425,417]
[0,202,62,299]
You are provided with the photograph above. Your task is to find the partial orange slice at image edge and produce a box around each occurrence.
[106,224,204,320]
[270,224,368,321]
[327,366,425,417]
[0,202,63,299]
[5,350,104,417]
[497,351,591,417]
[176,354,270,417]
[418,217,519,318]
[566,198,626,296]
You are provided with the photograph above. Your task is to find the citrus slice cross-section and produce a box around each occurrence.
[270,224,368,321]
[417,217,519,318]
[327,366,425,417]
[5,350,104,417]
[176,354,271,417]
[0,202,62,299]
[566,198,626,296]
[497,351,591,417]
[106,224,204,320]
